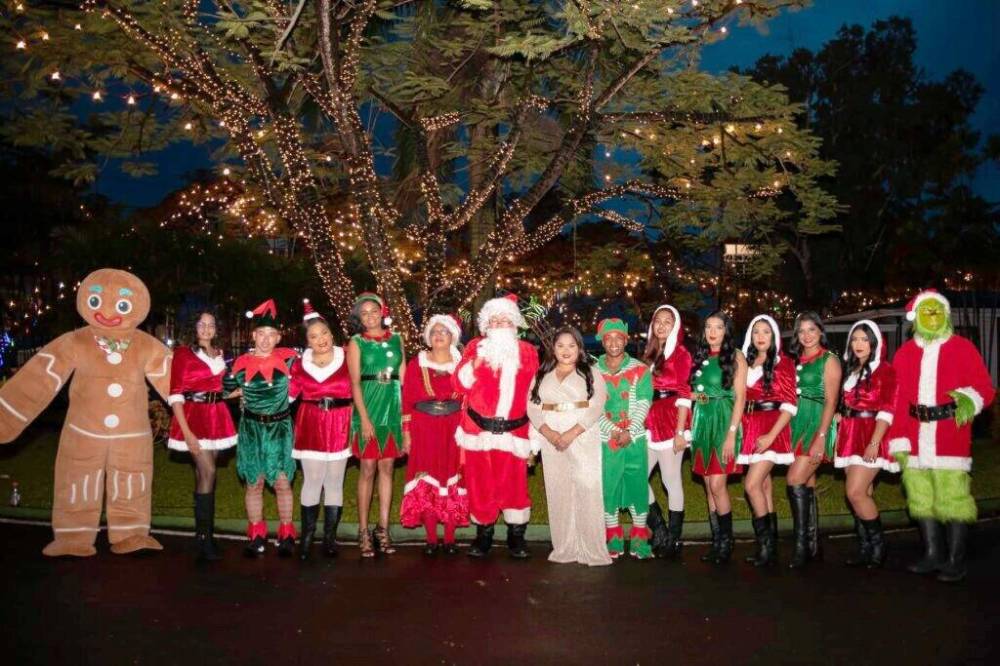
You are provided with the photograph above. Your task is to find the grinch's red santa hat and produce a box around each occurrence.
[477,293,527,333]
[905,289,950,322]
[301,298,323,325]
[423,313,462,347]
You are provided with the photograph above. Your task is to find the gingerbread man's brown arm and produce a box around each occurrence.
[0,332,77,443]
[139,332,173,403]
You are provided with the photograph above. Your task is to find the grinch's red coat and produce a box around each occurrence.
[452,336,539,524]
[888,334,995,471]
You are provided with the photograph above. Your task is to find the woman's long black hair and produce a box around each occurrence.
[689,311,737,390]
[745,318,779,394]
[531,326,594,403]
[788,311,832,359]
[187,309,222,352]
[845,323,878,398]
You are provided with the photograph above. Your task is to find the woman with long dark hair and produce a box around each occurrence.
[167,310,237,561]
[346,293,406,557]
[642,305,693,558]
[527,327,610,565]
[689,311,747,564]
[738,315,798,567]
[785,312,841,568]
[835,320,898,568]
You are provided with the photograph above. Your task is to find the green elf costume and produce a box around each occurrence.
[224,299,298,556]
[888,289,995,583]
[349,293,404,460]
[597,318,654,559]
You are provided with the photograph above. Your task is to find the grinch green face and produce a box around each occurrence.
[914,299,951,339]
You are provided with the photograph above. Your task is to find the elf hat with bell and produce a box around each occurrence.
[245,299,280,329]
[905,289,950,322]
[355,292,392,327]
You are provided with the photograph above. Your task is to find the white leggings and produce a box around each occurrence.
[648,447,685,512]
[300,458,348,507]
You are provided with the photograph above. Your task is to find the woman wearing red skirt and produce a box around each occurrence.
[167,311,237,561]
[399,314,470,555]
[835,319,898,568]
[289,301,352,560]
[737,314,798,567]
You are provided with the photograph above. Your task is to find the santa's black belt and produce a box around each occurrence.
[467,408,529,434]
[243,408,290,423]
[301,397,353,410]
[414,399,462,416]
[910,401,956,422]
[745,400,781,414]
[840,407,877,419]
[183,391,223,404]
[652,389,678,402]
[360,372,399,384]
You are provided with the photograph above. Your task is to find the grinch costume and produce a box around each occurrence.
[597,319,654,559]
[888,290,995,582]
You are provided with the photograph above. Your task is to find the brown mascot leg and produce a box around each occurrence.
[106,436,162,554]
[43,431,108,557]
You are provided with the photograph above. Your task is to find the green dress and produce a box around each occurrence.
[350,332,403,458]
[690,354,743,476]
[225,352,296,486]
[789,350,838,459]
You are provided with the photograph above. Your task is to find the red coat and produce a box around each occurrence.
[167,346,237,451]
[288,348,352,460]
[888,335,995,471]
[836,362,899,472]
[452,337,539,459]
[737,358,797,465]
[645,346,694,449]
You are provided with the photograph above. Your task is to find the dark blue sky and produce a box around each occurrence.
[95,0,999,207]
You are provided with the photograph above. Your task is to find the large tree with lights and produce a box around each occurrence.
[2,0,838,345]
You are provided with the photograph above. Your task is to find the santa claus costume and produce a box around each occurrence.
[889,290,995,582]
[288,300,352,560]
[643,304,692,558]
[399,314,469,555]
[453,294,539,558]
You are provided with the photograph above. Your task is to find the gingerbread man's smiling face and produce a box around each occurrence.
[76,269,151,335]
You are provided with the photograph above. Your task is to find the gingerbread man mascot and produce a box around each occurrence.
[0,269,171,556]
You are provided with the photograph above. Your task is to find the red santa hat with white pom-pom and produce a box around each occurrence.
[301,298,323,325]
[905,289,950,322]
[477,293,526,333]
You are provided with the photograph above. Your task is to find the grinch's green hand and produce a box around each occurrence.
[949,391,976,426]
[892,451,909,466]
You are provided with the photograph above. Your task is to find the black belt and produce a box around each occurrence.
[840,406,877,419]
[360,372,399,384]
[801,395,825,404]
[652,389,678,402]
[467,408,529,435]
[414,399,462,416]
[301,397,353,410]
[243,408,290,423]
[183,391,223,404]
[910,401,956,422]
[745,400,781,414]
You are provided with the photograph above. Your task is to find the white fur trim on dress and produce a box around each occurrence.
[477,297,527,332]
[747,365,764,387]
[888,437,911,454]
[457,362,475,389]
[676,398,692,409]
[167,394,185,406]
[455,426,533,459]
[876,410,894,425]
[953,387,985,416]
[842,319,883,377]
[780,402,798,416]
[403,473,465,497]
[834,455,900,473]
[292,447,351,462]
[741,314,782,359]
[647,304,682,361]
[647,432,690,451]
[195,347,227,376]
[418,349,461,373]
[736,451,794,466]
[167,434,238,451]
[301,347,344,383]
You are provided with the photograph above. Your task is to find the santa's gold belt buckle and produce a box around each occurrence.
[693,392,710,405]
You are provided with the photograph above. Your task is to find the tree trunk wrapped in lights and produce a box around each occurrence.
[2,0,838,349]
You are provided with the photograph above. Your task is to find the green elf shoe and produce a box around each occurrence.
[629,525,653,560]
[606,525,625,559]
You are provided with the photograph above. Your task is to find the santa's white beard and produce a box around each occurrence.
[479,327,521,372]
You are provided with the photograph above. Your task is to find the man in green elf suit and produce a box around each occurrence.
[597,318,654,559]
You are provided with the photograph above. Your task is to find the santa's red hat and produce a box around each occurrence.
[423,313,462,347]
[905,289,950,322]
[477,293,526,333]
[302,298,323,325]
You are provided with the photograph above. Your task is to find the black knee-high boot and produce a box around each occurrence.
[713,513,734,564]
[937,522,969,583]
[845,516,871,567]
[665,510,685,559]
[907,518,944,575]
[468,523,494,558]
[323,506,342,558]
[808,489,822,560]
[298,505,319,560]
[194,492,222,562]
[787,485,811,569]
[862,516,886,569]
[700,511,720,563]
[647,501,670,557]
[749,515,777,567]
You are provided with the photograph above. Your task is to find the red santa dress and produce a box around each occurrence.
[288,347,352,461]
[645,305,694,449]
[888,334,995,471]
[453,337,539,525]
[399,351,470,528]
[737,315,797,465]
[167,346,237,451]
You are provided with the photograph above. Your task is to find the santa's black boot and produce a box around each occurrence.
[507,523,531,559]
[467,524,494,558]
[907,518,944,575]
[937,522,969,583]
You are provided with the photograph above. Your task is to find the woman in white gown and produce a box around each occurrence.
[527,327,611,566]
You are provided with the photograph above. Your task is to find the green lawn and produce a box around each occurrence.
[2,410,998,525]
